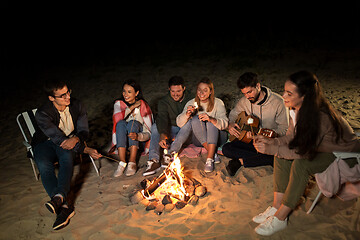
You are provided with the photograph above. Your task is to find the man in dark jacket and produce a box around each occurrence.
[143,76,192,176]
[33,79,101,230]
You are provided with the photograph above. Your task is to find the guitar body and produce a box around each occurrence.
[229,111,260,143]
[229,111,277,143]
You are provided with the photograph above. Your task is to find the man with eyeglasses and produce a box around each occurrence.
[32,79,102,230]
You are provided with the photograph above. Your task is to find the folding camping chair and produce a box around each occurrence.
[16,108,100,180]
[307,132,360,214]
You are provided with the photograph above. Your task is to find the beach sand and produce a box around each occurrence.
[1,46,360,239]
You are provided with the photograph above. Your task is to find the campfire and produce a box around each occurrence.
[130,152,207,214]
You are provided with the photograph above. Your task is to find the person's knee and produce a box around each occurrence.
[221,143,232,155]
[128,120,141,132]
[35,158,51,172]
[116,120,127,131]
[151,123,159,134]
[292,159,309,173]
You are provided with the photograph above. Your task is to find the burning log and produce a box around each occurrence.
[143,171,169,198]
[130,152,208,214]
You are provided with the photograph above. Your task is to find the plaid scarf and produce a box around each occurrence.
[109,99,153,154]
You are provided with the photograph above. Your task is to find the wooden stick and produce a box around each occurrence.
[130,119,135,133]
[102,155,120,163]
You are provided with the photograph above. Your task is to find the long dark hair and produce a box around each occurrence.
[288,71,343,159]
[118,79,145,104]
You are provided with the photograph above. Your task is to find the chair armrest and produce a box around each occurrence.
[333,151,360,164]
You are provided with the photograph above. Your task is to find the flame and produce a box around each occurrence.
[143,153,189,203]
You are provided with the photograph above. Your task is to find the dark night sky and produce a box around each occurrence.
[3,2,360,92]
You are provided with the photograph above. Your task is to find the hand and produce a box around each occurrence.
[128,132,138,141]
[133,100,141,109]
[159,139,169,149]
[228,122,240,138]
[85,147,102,160]
[246,131,253,139]
[186,105,197,118]
[253,141,267,154]
[129,100,141,112]
[198,113,210,122]
[253,135,273,144]
[60,136,79,150]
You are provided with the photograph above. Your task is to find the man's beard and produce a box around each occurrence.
[249,91,260,103]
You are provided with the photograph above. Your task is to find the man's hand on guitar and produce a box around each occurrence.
[228,122,241,138]
[253,135,274,154]
[254,135,273,144]
[253,140,267,154]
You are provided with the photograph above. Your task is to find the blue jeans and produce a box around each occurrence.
[222,140,274,167]
[148,123,180,161]
[170,116,228,153]
[115,120,142,149]
[34,140,74,199]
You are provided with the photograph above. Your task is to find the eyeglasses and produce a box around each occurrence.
[53,89,72,99]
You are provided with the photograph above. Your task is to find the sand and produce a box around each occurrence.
[1,46,360,239]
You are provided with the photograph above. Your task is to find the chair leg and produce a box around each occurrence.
[30,158,39,181]
[307,191,322,214]
[89,155,100,176]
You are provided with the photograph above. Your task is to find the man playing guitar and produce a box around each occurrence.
[223,72,289,176]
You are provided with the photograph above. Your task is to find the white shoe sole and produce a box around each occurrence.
[143,167,162,176]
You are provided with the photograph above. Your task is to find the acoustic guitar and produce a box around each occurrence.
[229,111,278,143]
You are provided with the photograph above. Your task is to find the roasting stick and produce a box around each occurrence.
[84,141,120,163]
[102,155,120,163]
[129,108,138,133]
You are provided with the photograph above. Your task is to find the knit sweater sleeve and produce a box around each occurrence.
[264,117,302,159]
[213,98,229,130]
[176,99,194,128]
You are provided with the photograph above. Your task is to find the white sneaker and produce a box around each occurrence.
[252,206,277,223]
[161,153,172,168]
[214,153,221,164]
[204,158,215,172]
[113,161,127,177]
[143,160,161,176]
[255,215,287,236]
[125,162,137,176]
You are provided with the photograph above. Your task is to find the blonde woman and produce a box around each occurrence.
[167,77,228,172]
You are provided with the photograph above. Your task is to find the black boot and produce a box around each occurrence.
[226,159,242,176]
